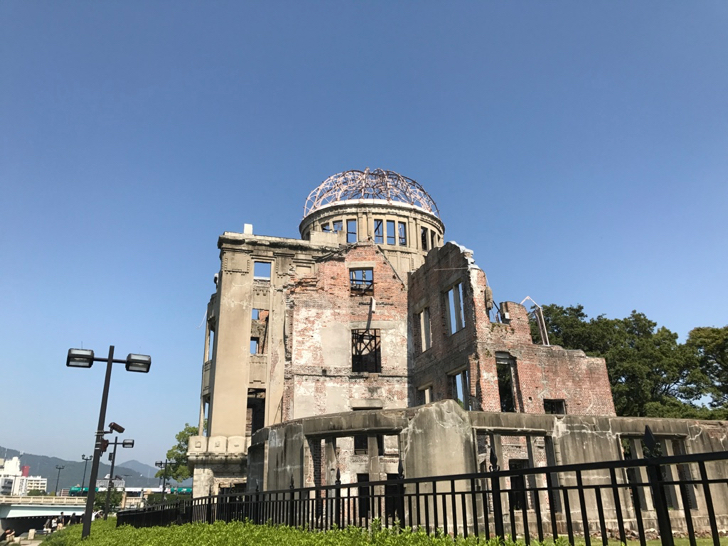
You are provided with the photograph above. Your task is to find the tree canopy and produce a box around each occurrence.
[157,423,200,483]
[533,304,727,419]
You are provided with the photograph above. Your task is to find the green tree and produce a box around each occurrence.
[534,304,711,418]
[94,488,123,512]
[688,326,728,407]
[26,489,45,496]
[157,423,200,483]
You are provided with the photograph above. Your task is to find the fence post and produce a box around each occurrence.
[397,460,405,527]
[206,489,213,524]
[335,468,342,528]
[489,448,505,540]
[289,475,296,527]
[644,426,674,546]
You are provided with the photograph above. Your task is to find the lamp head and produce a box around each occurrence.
[155,461,163,468]
[126,354,151,373]
[122,439,135,448]
[66,348,94,368]
[108,422,125,434]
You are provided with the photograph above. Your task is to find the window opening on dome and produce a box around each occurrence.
[421,227,429,251]
[333,220,343,233]
[387,220,396,245]
[347,219,357,243]
[374,219,384,244]
[398,222,407,246]
[431,230,436,250]
[322,223,331,232]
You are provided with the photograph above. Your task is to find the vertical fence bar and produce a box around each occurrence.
[646,459,674,546]
[608,467,627,546]
[677,477,697,546]
[470,478,479,538]
[698,461,720,546]
[545,471,559,541]
[491,471,505,540]
[594,487,608,546]
[575,471,591,546]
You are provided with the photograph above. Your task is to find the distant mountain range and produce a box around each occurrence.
[0,446,191,491]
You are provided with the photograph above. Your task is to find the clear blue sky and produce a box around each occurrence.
[1,1,726,468]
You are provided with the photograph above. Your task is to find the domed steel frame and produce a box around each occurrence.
[303,169,440,218]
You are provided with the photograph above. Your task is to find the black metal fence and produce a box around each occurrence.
[119,448,728,546]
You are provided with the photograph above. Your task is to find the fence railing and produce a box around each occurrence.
[118,448,728,546]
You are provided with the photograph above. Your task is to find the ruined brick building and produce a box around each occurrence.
[188,169,726,501]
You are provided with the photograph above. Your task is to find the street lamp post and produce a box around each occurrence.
[155,460,171,502]
[54,465,65,496]
[81,455,92,496]
[104,437,134,519]
[66,345,151,539]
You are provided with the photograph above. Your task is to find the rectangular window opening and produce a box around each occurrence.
[416,308,432,352]
[445,283,465,334]
[350,268,373,294]
[398,222,407,246]
[431,230,436,249]
[451,369,470,410]
[421,227,429,251]
[250,337,260,355]
[333,220,343,233]
[253,261,271,280]
[354,434,384,456]
[374,219,384,244]
[347,219,357,243]
[544,399,566,415]
[352,329,381,373]
[496,353,516,412]
[418,385,433,405]
[322,223,331,232]
[386,220,396,245]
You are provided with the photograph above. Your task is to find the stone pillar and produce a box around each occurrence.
[628,438,654,512]
[325,438,337,486]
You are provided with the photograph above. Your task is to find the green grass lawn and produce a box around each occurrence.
[37,519,728,546]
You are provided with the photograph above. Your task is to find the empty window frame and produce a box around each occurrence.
[544,399,566,415]
[354,434,384,456]
[250,337,261,355]
[416,307,432,352]
[451,368,470,409]
[387,220,396,245]
[374,219,384,244]
[347,219,358,243]
[332,220,343,233]
[421,227,429,251]
[417,385,433,405]
[253,261,272,279]
[445,283,465,334]
[352,329,381,373]
[496,352,516,412]
[398,222,407,246]
[350,268,373,294]
[431,230,436,249]
[322,223,331,232]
